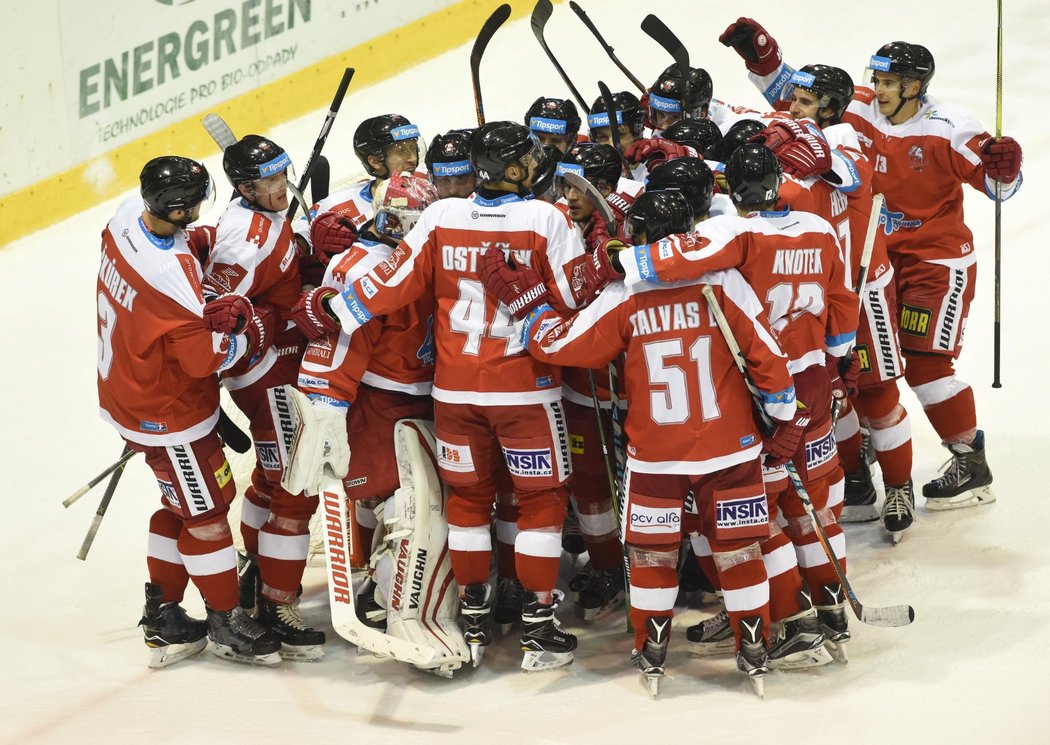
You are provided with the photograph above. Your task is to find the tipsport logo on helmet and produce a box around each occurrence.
[555,163,584,178]
[869,55,893,72]
[258,151,291,177]
[433,161,472,177]
[390,125,420,141]
[529,117,568,134]
[648,94,681,113]
[789,70,817,88]
[586,111,623,129]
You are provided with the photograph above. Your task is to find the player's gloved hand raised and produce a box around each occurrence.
[310,211,359,266]
[479,250,550,319]
[753,119,831,179]
[763,406,811,468]
[291,287,341,340]
[718,18,782,76]
[827,350,861,400]
[982,136,1023,182]
[203,293,253,334]
[624,138,698,169]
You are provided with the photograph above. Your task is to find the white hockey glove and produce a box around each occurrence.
[281,388,350,496]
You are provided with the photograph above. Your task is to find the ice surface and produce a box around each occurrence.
[2,1,1049,742]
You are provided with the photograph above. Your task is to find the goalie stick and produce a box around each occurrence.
[700,284,915,628]
[640,14,693,120]
[568,1,647,95]
[470,4,511,126]
[530,0,591,113]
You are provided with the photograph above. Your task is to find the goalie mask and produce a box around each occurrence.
[373,171,438,241]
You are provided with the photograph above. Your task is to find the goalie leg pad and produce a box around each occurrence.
[371,420,470,676]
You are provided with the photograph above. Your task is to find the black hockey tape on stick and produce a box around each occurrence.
[531,0,591,113]
[76,444,134,561]
[286,67,355,222]
[569,1,647,94]
[218,407,251,454]
[471,4,512,126]
[640,15,693,120]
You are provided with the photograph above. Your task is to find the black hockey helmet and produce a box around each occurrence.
[625,190,693,245]
[869,42,935,95]
[425,128,475,178]
[725,143,782,208]
[222,135,291,187]
[140,156,213,226]
[663,118,724,160]
[789,64,855,124]
[646,157,714,218]
[711,118,766,163]
[354,114,421,176]
[558,142,623,189]
[588,90,646,138]
[525,96,582,141]
[470,121,544,191]
[649,64,714,119]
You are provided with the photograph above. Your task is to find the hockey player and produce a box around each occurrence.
[557,142,643,229]
[723,19,1023,511]
[294,122,585,671]
[644,157,718,227]
[586,91,646,152]
[646,63,714,133]
[204,135,326,660]
[662,118,724,161]
[425,129,478,199]
[525,96,582,154]
[486,189,801,695]
[98,156,281,668]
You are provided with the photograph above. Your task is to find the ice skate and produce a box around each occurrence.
[631,616,670,697]
[205,605,282,666]
[257,597,326,662]
[815,583,851,663]
[841,462,880,523]
[561,508,585,555]
[494,576,524,635]
[882,480,915,544]
[686,608,734,657]
[767,590,832,670]
[923,431,996,511]
[139,582,207,669]
[735,616,768,698]
[520,590,577,672]
[577,567,625,621]
[568,561,592,593]
[460,582,494,668]
[355,576,387,630]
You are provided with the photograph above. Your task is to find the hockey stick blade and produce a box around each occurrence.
[470,3,512,126]
[569,1,647,94]
[858,603,916,627]
[318,468,436,665]
[203,113,237,150]
[311,155,331,204]
[597,80,628,177]
[562,172,615,232]
[217,407,251,454]
[531,0,590,113]
[639,15,692,118]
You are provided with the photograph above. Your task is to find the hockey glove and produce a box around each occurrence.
[754,121,831,179]
[763,405,811,468]
[185,224,216,264]
[982,136,1023,182]
[244,303,277,359]
[624,138,698,169]
[202,293,253,334]
[827,350,861,400]
[479,250,550,319]
[291,287,341,340]
[581,238,627,300]
[639,91,655,131]
[310,211,359,266]
[718,18,782,76]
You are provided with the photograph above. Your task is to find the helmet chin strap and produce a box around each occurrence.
[888,78,920,119]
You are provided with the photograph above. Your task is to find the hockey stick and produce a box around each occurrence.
[63,447,137,508]
[531,0,591,113]
[470,3,512,126]
[218,407,252,454]
[311,155,331,204]
[76,443,134,560]
[640,15,692,120]
[287,67,354,222]
[598,80,630,179]
[318,465,437,665]
[992,0,1003,388]
[700,284,915,627]
[568,1,647,94]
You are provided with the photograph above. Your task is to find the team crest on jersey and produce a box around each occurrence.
[908,145,926,173]
[900,304,932,337]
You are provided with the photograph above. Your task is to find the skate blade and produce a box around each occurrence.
[146,638,207,669]
[824,639,849,663]
[840,505,880,523]
[210,643,282,666]
[924,485,996,511]
[747,673,766,698]
[640,671,663,697]
[580,593,625,622]
[278,643,324,662]
[521,649,574,672]
[468,643,486,668]
[767,645,833,671]
[890,530,905,545]
[688,639,735,657]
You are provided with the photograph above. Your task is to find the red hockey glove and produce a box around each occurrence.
[982,136,1023,182]
[718,18,782,76]
[203,293,253,334]
[479,250,550,319]
[185,224,216,264]
[604,190,637,234]
[624,138,698,169]
[751,119,807,151]
[291,287,341,340]
[639,91,655,131]
[827,351,860,401]
[310,211,359,266]
[244,303,277,358]
[580,238,627,302]
[765,123,832,179]
[763,406,811,468]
